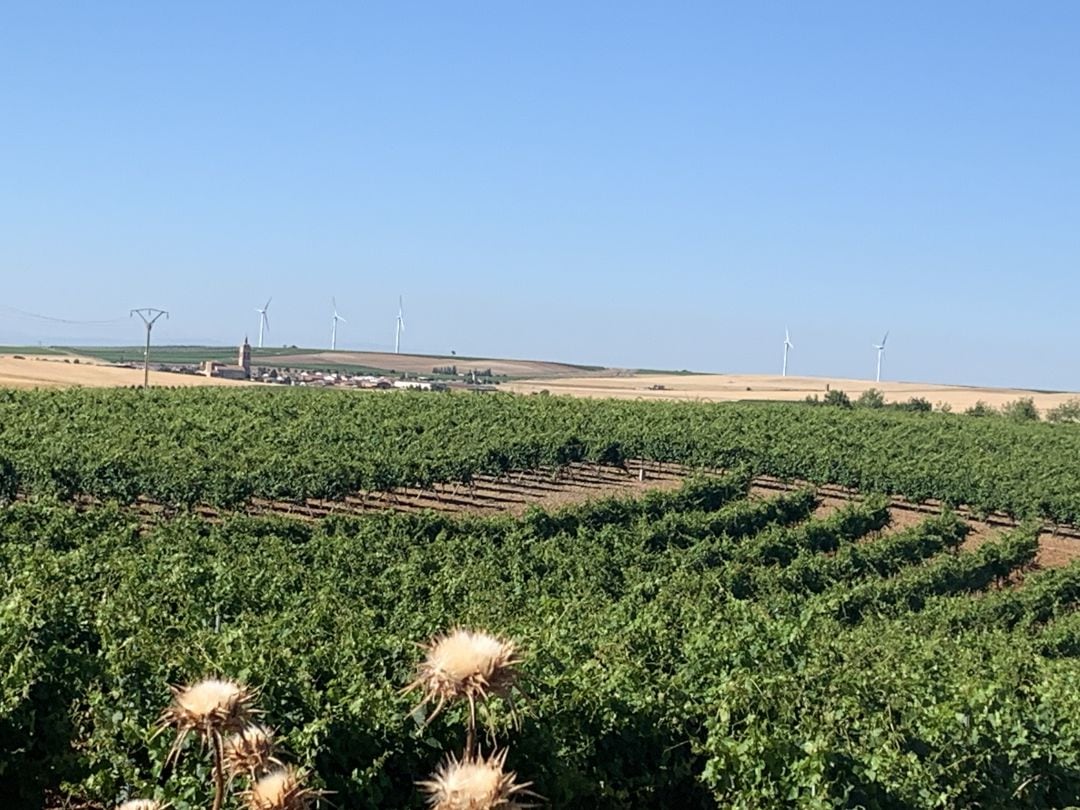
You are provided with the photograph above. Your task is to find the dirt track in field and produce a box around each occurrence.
[0,355,249,389]
[506,373,1080,413]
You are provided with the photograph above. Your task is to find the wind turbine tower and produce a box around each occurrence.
[394,296,406,354]
[782,328,794,377]
[873,331,889,383]
[255,297,271,349]
[330,298,346,351]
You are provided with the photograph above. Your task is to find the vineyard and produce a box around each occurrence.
[2,388,1080,808]
[3,387,1080,521]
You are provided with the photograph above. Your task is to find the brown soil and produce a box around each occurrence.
[243,463,687,519]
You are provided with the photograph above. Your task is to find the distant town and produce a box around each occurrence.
[178,338,499,392]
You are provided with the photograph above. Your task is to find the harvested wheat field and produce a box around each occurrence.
[506,372,1080,412]
[0,355,249,389]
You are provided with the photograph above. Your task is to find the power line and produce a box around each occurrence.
[130,308,169,388]
[0,304,127,326]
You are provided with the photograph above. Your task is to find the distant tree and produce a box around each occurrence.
[804,394,821,405]
[856,388,885,409]
[936,401,953,414]
[1001,397,1040,422]
[824,389,852,408]
[1046,398,1080,424]
[965,401,999,417]
[893,396,932,413]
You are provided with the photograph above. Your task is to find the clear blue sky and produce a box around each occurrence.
[2,2,1078,389]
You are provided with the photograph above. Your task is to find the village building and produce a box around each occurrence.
[203,338,252,380]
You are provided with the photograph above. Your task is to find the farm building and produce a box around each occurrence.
[393,379,448,391]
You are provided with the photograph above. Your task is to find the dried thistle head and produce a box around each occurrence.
[243,766,318,810]
[419,750,535,810]
[404,629,522,727]
[158,677,257,764]
[116,801,169,810]
[224,724,282,780]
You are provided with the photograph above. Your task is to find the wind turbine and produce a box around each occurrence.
[394,295,405,354]
[330,298,346,351]
[255,297,271,349]
[873,331,889,382]
[782,328,794,377]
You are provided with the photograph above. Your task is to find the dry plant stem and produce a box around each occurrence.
[211,732,225,810]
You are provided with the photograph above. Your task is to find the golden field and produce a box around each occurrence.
[505,373,1080,412]
[0,355,249,389]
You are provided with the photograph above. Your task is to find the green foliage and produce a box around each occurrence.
[2,482,1078,809]
[1046,398,1080,424]
[0,456,15,504]
[4,387,1080,806]
[855,388,885,409]
[823,389,852,408]
[4,388,1080,522]
[893,396,932,413]
[965,400,999,417]
[1001,397,1040,422]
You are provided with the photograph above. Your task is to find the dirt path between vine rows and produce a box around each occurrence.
[760,485,1077,570]
[52,459,1078,569]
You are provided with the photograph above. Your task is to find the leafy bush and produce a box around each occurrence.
[965,400,998,417]
[1002,397,1040,422]
[892,396,932,413]
[855,388,885,409]
[823,389,852,408]
[1047,398,1080,424]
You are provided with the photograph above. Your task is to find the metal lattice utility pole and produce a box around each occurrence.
[130,308,168,388]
